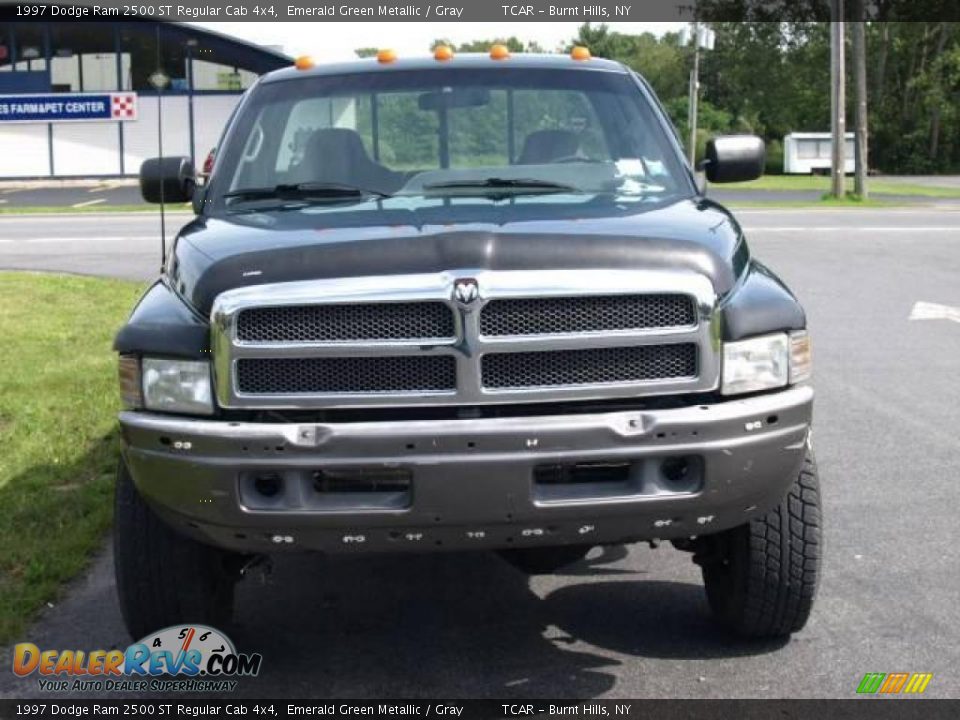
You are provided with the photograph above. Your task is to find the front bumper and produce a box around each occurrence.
[119,385,813,554]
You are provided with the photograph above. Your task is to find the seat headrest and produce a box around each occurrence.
[517,129,581,164]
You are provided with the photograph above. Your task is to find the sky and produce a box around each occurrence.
[190,22,685,61]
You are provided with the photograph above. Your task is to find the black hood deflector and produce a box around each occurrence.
[170,196,746,315]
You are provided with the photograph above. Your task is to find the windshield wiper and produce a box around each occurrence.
[422,178,578,194]
[224,182,391,204]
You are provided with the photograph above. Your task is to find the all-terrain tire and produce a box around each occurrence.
[499,545,593,575]
[700,451,822,637]
[114,459,241,640]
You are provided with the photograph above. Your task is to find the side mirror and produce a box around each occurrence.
[139,156,196,203]
[703,135,765,183]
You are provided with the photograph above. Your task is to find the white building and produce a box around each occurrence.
[0,21,290,178]
[783,132,856,175]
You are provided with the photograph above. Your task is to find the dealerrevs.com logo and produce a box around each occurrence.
[12,625,262,693]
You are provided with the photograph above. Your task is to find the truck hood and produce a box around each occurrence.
[169,194,746,316]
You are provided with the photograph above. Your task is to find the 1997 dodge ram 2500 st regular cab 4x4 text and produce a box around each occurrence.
[114,49,820,640]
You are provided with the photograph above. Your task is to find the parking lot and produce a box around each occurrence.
[1,206,959,698]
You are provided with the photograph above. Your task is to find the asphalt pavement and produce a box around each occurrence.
[1,207,959,699]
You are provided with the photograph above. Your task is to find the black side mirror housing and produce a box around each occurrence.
[139,156,196,203]
[192,185,207,216]
[703,135,765,183]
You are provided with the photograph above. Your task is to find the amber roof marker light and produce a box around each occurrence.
[571,46,592,61]
[294,55,314,70]
[434,45,454,62]
[489,44,510,60]
[377,48,397,64]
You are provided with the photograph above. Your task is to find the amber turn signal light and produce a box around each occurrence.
[294,55,314,70]
[434,45,454,61]
[489,44,510,60]
[571,46,591,61]
[377,48,397,64]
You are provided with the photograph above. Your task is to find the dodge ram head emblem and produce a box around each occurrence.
[453,278,480,305]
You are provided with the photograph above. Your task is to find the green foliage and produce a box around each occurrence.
[431,37,535,53]
[765,138,785,175]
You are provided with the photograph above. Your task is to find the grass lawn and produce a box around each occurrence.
[0,272,143,643]
[720,175,960,198]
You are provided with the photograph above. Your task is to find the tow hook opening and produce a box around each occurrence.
[240,467,413,511]
[533,456,704,502]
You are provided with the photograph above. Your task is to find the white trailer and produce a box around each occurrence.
[783,132,855,174]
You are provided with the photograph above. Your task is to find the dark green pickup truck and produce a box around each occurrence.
[113,50,820,641]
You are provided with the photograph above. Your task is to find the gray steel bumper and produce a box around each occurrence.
[119,385,813,554]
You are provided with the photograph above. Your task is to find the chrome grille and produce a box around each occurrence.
[211,270,720,409]
[237,302,454,343]
[480,294,695,336]
[482,344,697,389]
[237,356,456,394]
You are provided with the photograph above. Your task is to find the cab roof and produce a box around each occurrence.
[261,53,630,83]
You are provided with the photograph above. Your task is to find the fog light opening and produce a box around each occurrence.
[254,473,283,498]
[658,456,704,493]
[660,457,690,484]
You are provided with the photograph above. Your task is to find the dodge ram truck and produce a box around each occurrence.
[114,48,820,640]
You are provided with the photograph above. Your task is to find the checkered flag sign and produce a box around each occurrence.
[110,93,137,120]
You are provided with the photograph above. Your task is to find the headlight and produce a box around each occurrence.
[141,358,214,415]
[722,333,789,396]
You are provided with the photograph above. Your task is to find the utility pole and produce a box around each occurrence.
[851,0,869,197]
[688,21,700,167]
[682,23,714,167]
[830,3,847,198]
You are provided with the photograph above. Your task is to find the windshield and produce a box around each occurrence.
[211,66,692,211]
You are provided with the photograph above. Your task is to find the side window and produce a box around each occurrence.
[512,90,609,163]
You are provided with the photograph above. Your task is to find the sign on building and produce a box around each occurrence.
[0,92,138,123]
[217,71,243,91]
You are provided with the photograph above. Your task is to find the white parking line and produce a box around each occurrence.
[71,198,107,208]
[23,236,157,243]
[747,226,960,232]
[910,301,960,324]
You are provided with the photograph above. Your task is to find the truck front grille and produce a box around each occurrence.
[479,294,695,336]
[481,344,697,389]
[212,270,719,409]
[237,301,454,343]
[236,356,457,395]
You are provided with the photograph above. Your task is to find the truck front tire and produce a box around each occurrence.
[114,460,242,640]
[699,451,822,637]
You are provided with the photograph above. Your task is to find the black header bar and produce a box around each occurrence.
[1,700,960,720]
[0,0,957,23]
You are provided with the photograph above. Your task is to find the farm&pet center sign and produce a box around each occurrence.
[0,93,137,122]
